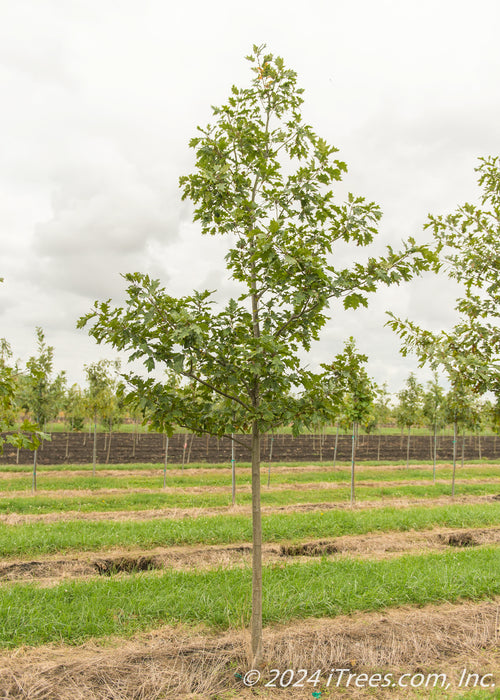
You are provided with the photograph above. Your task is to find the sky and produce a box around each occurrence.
[1,0,499,397]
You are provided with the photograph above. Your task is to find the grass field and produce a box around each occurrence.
[0,458,498,699]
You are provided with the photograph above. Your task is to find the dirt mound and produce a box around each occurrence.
[280,540,338,556]
[442,531,479,547]
[94,555,162,575]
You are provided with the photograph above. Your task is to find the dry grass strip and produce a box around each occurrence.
[1,526,499,585]
[0,599,498,699]
[1,493,497,526]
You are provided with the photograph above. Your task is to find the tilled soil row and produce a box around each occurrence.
[2,492,499,525]
[1,526,499,584]
[0,598,498,699]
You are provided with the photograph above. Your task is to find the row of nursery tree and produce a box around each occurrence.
[1,328,499,444]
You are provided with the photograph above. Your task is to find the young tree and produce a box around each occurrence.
[422,372,445,481]
[325,337,375,503]
[100,374,124,464]
[443,378,477,495]
[394,373,423,469]
[62,384,86,460]
[79,46,436,664]
[0,338,44,455]
[84,359,118,475]
[19,328,65,491]
[371,382,392,461]
[387,158,500,398]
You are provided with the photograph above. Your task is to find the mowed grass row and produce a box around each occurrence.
[0,458,498,475]
[1,502,499,557]
[1,482,499,516]
[0,465,498,491]
[1,547,498,647]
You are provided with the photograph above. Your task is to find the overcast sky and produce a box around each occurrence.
[1,0,498,396]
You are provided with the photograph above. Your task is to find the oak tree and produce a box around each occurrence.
[79,45,436,664]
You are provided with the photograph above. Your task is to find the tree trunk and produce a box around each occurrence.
[92,412,97,476]
[65,426,70,461]
[333,424,339,468]
[451,420,457,497]
[163,434,169,489]
[181,434,187,470]
[32,446,37,494]
[406,426,411,469]
[267,434,274,487]
[187,433,194,464]
[251,420,262,666]
[106,421,112,464]
[350,421,357,505]
[433,422,437,483]
[231,433,236,506]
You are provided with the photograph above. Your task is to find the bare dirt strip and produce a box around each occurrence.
[2,493,499,526]
[0,598,498,699]
[1,526,499,585]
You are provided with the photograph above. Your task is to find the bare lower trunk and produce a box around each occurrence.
[350,421,356,505]
[433,423,437,483]
[451,421,457,497]
[406,426,411,469]
[231,433,236,505]
[163,435,169,489]
[32,447,37,493]
[251,420,262,666]
[333,424,339,468]
[92,414,97,476]
[182,434,187,470]
[106,424,112,464]
[267,434,274,487]
[187,433,194,464]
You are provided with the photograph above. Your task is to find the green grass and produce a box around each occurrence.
[0,547,498,647]
[2,481,500,515]
[0,502,499,558]
[1,458,499,473]
[0,464,498,493]
[1,481,499,516]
